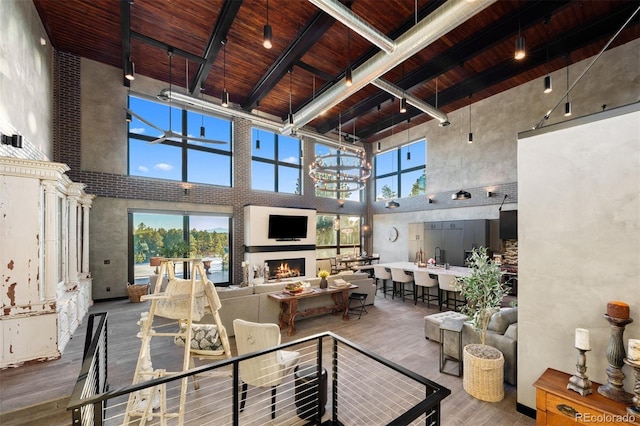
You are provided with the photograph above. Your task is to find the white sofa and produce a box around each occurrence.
[149,272,376,337]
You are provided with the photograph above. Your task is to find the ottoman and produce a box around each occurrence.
[424,311,468,342]
[425,311,469,362]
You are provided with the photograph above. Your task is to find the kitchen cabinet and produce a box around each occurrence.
[419,220,489,267]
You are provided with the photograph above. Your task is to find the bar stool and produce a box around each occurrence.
[390,267,414,302]
[373,265,392,297]
[413,269,440,307]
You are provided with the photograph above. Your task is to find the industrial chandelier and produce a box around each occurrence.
[308,148,371,193]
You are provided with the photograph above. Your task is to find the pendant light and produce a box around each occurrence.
[452,116,471,201]
[263,0,272,49]
[467,95,473,143]
[406,118,411,161]
[386,116,399,209]
[125,58,135,81]
[200,88,206,137]
[345,28,352,87]
[288,68,294,125]
[564,56,572,116]
[221,39,229,107]
[543,18,552,93]
[514,5,525,60]
[255,101,261,150]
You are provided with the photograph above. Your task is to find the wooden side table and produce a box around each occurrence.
[534,368,639,425]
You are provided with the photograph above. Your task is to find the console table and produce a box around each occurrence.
[269,285,356,336]
[534,367,639,425]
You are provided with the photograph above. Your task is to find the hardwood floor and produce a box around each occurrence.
[0,291,534,425]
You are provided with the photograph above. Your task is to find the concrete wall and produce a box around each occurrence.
[0,0,53,160]
[517,104,640,410]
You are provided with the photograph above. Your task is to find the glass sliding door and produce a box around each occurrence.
[130,211,231,285]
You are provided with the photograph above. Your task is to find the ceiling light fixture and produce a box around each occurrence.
[221,39,229,107]
[199,87,206,137]
[385,118,399,209]
[255,101,261,150]
[385,200,400,209]
[543,17,552,93]
[400,96,407,113]
[406,118,411,160]
[564,55,572,116]
[263,0,272,49]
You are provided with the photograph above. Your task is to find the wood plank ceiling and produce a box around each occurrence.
[34,0,639,145]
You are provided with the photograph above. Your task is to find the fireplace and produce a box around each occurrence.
[266,258,305,280]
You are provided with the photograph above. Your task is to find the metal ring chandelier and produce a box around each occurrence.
[308,149,371,193]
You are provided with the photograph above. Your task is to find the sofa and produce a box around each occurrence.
[149,272,376,337]
[423,307,517,385]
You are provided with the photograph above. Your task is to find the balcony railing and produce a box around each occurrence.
[68,313,450,425]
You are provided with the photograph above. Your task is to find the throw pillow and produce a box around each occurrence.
[487,307,518,335]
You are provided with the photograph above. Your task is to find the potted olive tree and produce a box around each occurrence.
[454,246,510,402]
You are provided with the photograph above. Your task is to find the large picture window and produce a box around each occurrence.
[375,139,425,200]
[130,211,231,286]
[315,214,362,259]
[128,95,232,186]
[251,128,301,194]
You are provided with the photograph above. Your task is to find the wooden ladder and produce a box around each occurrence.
[122,258,232,425]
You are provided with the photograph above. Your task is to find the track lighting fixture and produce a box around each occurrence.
[263,0,272,49]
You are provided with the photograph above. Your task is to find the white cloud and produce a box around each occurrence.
[130,127,145,134]
[154,163,174,171]
[283,156,298,163]
[137,165,149,172]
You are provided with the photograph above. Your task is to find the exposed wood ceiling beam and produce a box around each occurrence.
[240,10,336,112]
[130,31,206,65]
[188,0,243,95]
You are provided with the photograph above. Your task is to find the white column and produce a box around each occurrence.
[42,181,58,301]
[80,194,94,277]
[67,184,83,290]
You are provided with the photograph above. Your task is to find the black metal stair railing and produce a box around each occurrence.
[68,314,450,425]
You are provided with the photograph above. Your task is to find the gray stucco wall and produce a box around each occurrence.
[0,0,53,160]
[518,104,640,410]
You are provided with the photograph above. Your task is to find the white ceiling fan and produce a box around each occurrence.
[127,50,226,145]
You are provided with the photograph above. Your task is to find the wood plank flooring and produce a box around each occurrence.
[0,291,534,425]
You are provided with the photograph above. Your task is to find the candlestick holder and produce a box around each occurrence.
[623,358,640,417]
[567,347,592,396]
[597,314,634,403]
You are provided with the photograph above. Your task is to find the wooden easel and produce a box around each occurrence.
[122,258,231,425]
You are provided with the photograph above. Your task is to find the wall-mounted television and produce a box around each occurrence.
[268,214,308,241]
[499,210,518,240]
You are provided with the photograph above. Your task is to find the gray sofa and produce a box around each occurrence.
[149,272,376,337]
[461,307,518,385]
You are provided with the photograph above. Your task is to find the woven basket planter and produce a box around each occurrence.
[127,283,149,303]
[462,344,504,402]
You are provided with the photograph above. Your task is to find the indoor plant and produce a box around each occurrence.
[454,246,510,402]
[318,269,330,289]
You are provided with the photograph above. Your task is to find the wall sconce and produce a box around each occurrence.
[487,191,493,198]
[428,198,434,204]
[1,134,23,148]
[337,199,345,208]
[183,188,189,195]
